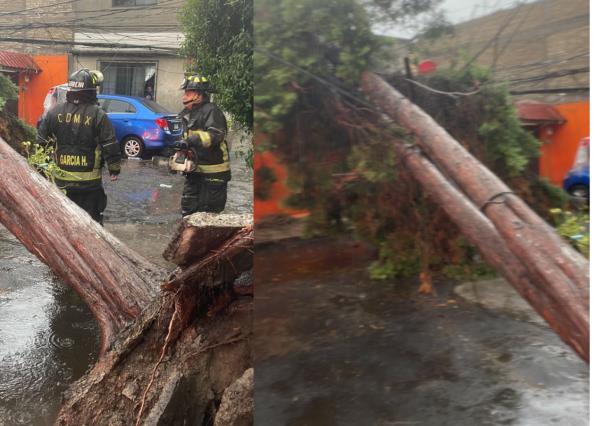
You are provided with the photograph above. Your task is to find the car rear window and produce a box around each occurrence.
[105,100,137,113]
[139,98,172,114]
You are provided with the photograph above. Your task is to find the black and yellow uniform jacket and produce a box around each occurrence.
[37,101,121,191]
[180,100,230,181]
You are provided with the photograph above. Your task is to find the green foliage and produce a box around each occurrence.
[442,263,497,282]
[21,141,61,183]
[256,1,560,284]
[180,0,252,131]
[12,114,37,143]
[361,0,449,38]
[255,0,377,133]
[0,73,18,111]
[550,208,589,258]
[476,88,541,178]
[255,165,277,200]
[333,66,552,280]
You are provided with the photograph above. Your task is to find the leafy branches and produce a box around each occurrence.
[255,0,376,133]
[180,0,253,131]
[21,141,61,184]
[0,73,18,111]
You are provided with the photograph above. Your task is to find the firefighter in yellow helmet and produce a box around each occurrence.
[176,73,230,215]
[37,69,121,225]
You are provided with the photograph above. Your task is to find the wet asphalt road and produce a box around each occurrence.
[0,134,252,425]
[254,238,589,426]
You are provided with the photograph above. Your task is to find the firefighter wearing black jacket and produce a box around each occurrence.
[37,69,121,225]
[178,73,230,215]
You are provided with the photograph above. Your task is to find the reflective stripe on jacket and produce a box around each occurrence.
[180,101,231,180]
[37,100,121,190]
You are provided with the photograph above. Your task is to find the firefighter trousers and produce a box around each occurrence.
[65,187,108,225]
[181,173,228,216]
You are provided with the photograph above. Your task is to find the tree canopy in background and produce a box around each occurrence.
[255,0,446,133]
[0,73,17,112]
[253,0,570,284]
[0,74,36,152]
[180,0,253,131]
[255,0,376,133]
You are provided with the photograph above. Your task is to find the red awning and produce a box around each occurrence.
[0,51,40,72]
[515,100,565,125]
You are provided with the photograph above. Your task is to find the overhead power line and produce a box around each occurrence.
[0,0,184,33]
[0,0,86,17]
[509,87,589,95]
[0,36,180,53]
[0,0,182,17]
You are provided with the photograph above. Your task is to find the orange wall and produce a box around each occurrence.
[254,150,309,222]
[539,101,589,186]
[18,55,68,127]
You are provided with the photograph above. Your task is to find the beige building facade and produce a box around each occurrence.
[0,0,187,111]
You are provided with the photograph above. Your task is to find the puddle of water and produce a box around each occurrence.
[0,228,98,426]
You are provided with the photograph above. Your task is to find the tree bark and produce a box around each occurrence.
[400,145,587,361]
[361,72,588,296]
[163,212,254,267]
[360,75,589,362]
[0,137,163,353]
[56,300,252,425]
[56,225,254,425]
[0,137,254,424]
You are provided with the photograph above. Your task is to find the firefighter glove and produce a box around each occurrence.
[174,140,189,150]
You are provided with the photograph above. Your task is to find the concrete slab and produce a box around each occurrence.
[454,278,546,326]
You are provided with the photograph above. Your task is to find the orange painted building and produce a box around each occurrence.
[254,132,309,222]
[537,102,590,186]
[0,52,68,128]
[19,55,69,127]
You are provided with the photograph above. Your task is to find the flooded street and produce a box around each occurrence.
[0,135,252,424]
[254,237,589,426]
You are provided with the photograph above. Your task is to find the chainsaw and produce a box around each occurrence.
[168,141,198,173]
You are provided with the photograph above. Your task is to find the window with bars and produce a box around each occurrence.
[99,62,156,99]
[112,0,157,7]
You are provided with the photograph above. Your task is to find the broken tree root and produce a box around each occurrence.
[56,226,254,425]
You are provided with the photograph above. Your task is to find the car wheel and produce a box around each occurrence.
[569,184,589,200]
[122,136,144,158]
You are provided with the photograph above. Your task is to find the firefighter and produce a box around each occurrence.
[177,73,230,216]
[37,68,121,225]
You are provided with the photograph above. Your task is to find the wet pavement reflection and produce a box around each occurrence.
[0,228,98,425]
[0,134,252,424]
[254,237,589,426]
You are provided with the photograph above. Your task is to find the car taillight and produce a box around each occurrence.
[155,118,169,131]
[572,138,590,170]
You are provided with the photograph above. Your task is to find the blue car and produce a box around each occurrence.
[98,94,183,158]
[563,137,589,200]
[41,86,183,158]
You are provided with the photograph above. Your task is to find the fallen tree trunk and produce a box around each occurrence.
[360,75,589,362]
[0,137,254,424]
[361,72,588,296]
[57,225,254,425]
[400,145,587,360]
[0,137,163,353]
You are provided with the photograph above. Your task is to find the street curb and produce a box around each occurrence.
[454,278,546,326]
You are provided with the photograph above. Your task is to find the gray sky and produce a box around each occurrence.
[440,0,528,24]
[374,0,540,38]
